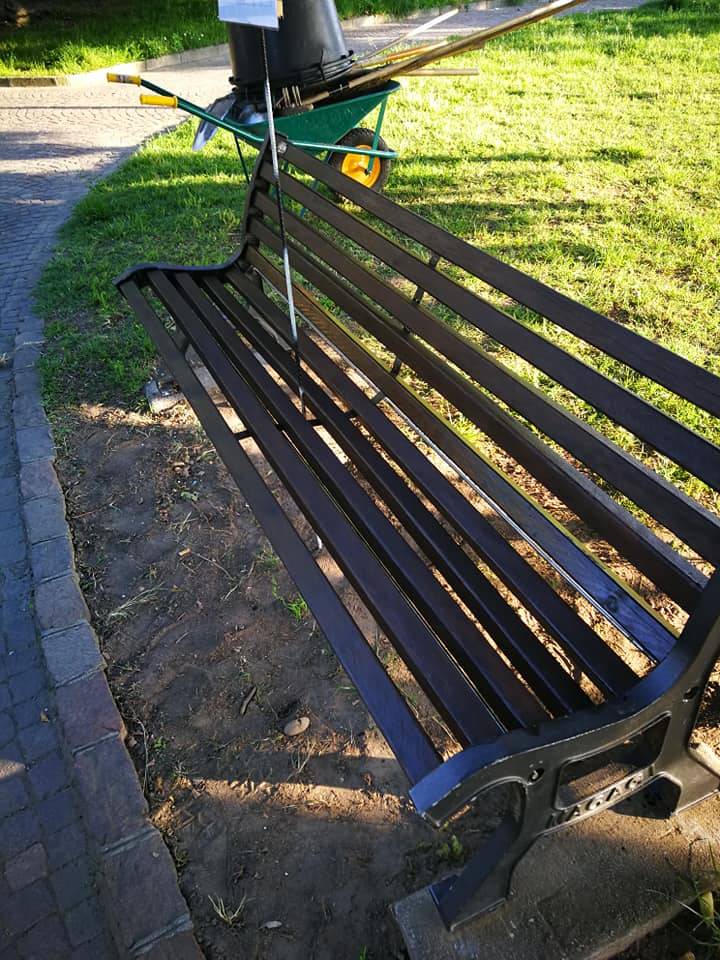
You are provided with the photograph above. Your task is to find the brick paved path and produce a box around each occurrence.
[0,59,226,960]
[0,3,647,954]
[0,357,115,958]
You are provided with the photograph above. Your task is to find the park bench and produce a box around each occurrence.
[116,135,720,930]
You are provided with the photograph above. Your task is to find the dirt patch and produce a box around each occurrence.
[54,387,720,959]
[56,400,506,959]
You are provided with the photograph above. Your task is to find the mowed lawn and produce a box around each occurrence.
[0,0,438,76]
[38,0,720,501]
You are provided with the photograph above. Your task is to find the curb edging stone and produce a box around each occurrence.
[10,329,203,957]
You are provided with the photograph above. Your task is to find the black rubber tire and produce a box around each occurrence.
[328,126,392,194]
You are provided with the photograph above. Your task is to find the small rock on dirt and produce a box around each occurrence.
[283,716,310,737]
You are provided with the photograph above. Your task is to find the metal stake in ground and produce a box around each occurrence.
[260,27,306,416]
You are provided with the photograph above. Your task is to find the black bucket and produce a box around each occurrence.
[227,0,353,102]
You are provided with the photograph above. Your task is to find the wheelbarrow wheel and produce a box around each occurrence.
[328,127,392,193]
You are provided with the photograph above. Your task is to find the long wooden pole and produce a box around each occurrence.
[301,0,585,107]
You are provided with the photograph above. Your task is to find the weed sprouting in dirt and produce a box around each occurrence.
[208,893,251,927]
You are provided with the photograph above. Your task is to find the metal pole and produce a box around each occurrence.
[260,28,306,416]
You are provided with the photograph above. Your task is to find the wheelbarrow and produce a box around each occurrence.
[108,73,399,192]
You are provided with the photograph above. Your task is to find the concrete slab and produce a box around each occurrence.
[393,791,720,960]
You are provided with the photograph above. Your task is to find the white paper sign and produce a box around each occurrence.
[218,0,278,29]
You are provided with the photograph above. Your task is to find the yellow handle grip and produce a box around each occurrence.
[139,94,178,108]
[107,72,141,85]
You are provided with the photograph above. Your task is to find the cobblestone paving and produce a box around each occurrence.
[0,358,116,956]
[0,3,646,954]
[0,56,227,960]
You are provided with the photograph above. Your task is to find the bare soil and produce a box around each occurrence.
[54,391,720,960]
[56,400,501,960]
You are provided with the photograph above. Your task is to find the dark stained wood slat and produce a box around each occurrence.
[245,224,697,645]
[118,278,441,785]
[208,268,589,717]
[253,186,720,565]
[251,194,720,569]
[243,235,705,614]
[221,262,639,697]
[181,271,551,730]
[267,165,720,493]
[280,141,720,420]
[146,269,506,747]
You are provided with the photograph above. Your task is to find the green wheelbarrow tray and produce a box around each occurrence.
[239,81,401,156]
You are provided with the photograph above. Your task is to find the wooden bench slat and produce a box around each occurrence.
[118,277,442,785]
[268,166,720,494]
[280,141,720,420]
[231,252,640,697]
[244,233,704,616]
[147,269,509,747]
[247,232,706,611]
[252,189,720,567]
[181,271,551,730]
[246,221,687,660]
[210,268,590,717]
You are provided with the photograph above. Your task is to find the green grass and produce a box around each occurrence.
[38,0,720,486]
[0,0,441,76]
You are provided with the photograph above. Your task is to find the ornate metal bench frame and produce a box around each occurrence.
[117,136,720,930]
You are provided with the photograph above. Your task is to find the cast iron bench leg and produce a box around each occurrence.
[430,811,538,931]
[654,745,720,814]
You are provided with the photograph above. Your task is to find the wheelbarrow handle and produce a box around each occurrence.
[106,73,141,85]
[139,94,178,108]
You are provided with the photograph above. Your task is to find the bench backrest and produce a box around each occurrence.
[237,137,720,689]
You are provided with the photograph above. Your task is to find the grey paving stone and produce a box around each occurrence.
[12,346,40,371]
[140,931,204,960]
[0,710,14,746]
[23,496,67,545]
[4,611,38,653]
[19,459,62,503]
[73,737,147,849]
[1,574,30,607]
[13,370,40,399]
[15,330,45,348]
[0,808,42,860]
[5,843,48,892]
[64,899,104,948]
[13,395,46,429]
[37,788,79,837]
[0,476,21,511]
[4,646,41,679]
[10,668,45,706]
[0,509,22,534]
[35,574,89,636]
[18,722,58,764]
[49,856,96,912]
[4,879,55,938]
[55,670,124,752]
[0,775,30,819]
[15,426,54,465]
[69,934,116,960]
[16,914,71,960]
[102,829,191,953]
[28,752,69,801]
[41,622,103,688]
[0,683,11,712]
[13,698,49,731]
[0,531,26,565]
[30,535,75,583]
[45,821,87,873]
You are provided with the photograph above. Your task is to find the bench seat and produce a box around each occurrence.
[117,135,720,929]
